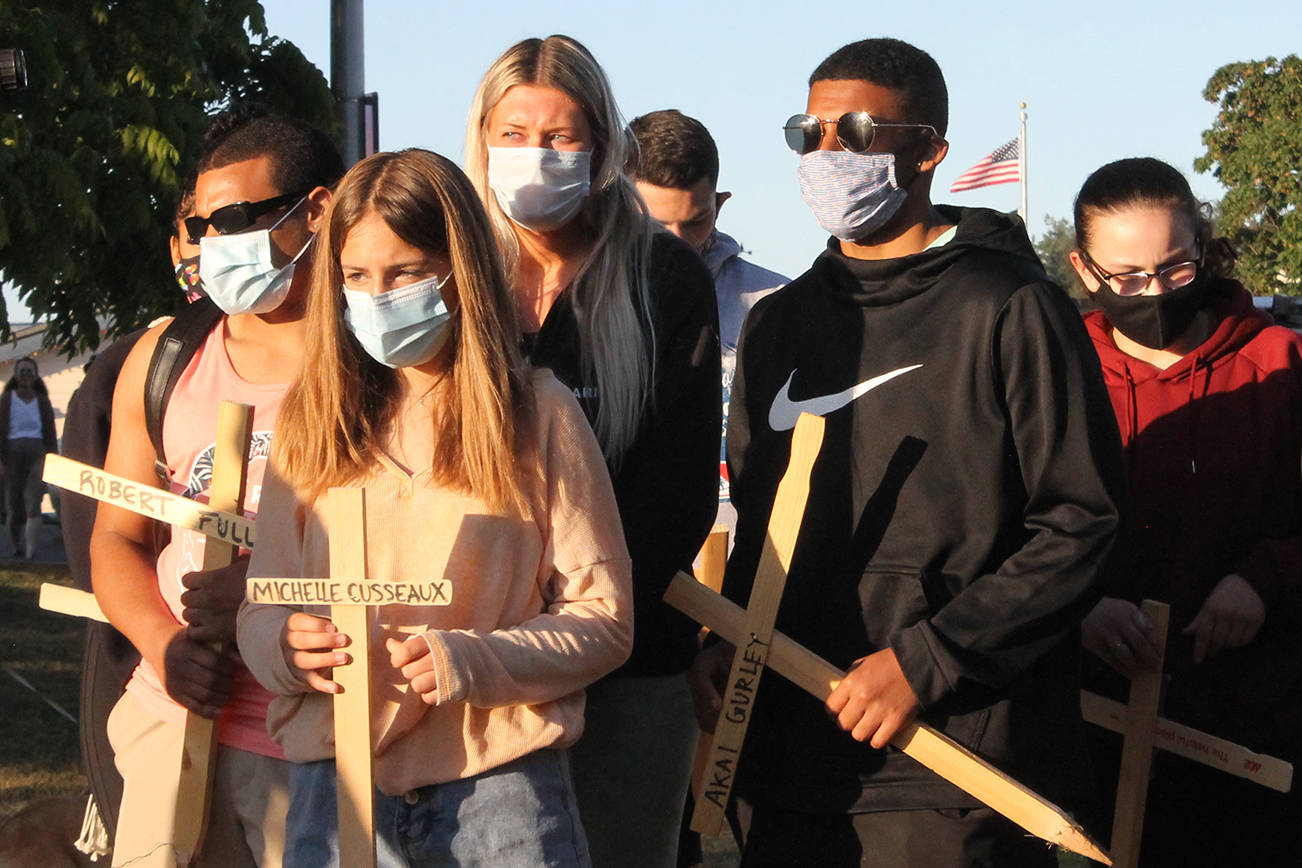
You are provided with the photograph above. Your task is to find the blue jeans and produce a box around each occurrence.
[285,749,590,867]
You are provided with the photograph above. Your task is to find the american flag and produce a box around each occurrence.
[949,138,1021,192]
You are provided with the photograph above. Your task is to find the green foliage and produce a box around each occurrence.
[0,2,339,353]
[1034,216,1084,299]
[1195,55,1302,295]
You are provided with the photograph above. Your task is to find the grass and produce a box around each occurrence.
[0,565,86,821]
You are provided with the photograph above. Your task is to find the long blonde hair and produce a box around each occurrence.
[465,34,653,466]
[275,149,534,510]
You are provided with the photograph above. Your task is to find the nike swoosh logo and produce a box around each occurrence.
[767,364,923,432]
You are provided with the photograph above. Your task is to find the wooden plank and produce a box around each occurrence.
[43,454,256,548]
[691,412,824,835]
[328,488,376,868]
[38,583,108,623]
[665,573,1112,864]
[245,576,452,607]
[1108,600,1170,868]
[1081,691,1292,793]
[696,525,729,594]
[687,525,730,808]
[174,401,253,865]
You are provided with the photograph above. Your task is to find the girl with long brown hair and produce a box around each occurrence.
[237,148,631,866]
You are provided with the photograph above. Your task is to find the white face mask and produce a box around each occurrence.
[198,198,312,315]
[487,147,591,233]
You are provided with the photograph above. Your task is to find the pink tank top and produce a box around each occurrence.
[125,323,289,757]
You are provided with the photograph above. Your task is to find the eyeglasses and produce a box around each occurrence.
[185,192,307,244]
[1079,244,1202,297]
[783,112,939,155]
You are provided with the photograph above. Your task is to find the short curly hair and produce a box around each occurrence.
[197,103,344,197]
[810,38,948,137]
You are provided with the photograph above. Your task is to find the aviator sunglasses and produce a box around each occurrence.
[185,191,307,244]
[784,112,939,155]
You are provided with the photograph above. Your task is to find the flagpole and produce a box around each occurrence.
[1018,102,1028,222]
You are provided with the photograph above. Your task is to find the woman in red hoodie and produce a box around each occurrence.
[1071,157,1302,865]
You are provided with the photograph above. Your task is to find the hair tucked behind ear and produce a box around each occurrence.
[1074,157,1237,281]
[465,34,654,467]
[275,149,534,511]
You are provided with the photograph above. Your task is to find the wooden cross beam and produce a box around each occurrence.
[1080,693,1292,793]
[174,401,254,864]
[244,487,453,868]
[696,524,729,596]
[1103,599,1166,868]
[1081,599,1291,867]
[42,400,254,865]
[37,450,254,623]
[665,575,1112,863]
[690,412,824,835]
[43,454,257,548]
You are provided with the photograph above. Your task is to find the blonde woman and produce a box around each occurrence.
[236,149,632,866]
[466,35,721,867]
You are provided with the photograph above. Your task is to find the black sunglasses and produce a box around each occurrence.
[783,112,939,156]
[185,191,307,244]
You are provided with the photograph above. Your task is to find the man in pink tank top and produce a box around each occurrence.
[89,107,343,868]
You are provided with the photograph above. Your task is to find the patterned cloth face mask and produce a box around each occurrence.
[797,150,909,242]
[343,272,453,368]
[175,255,204,302]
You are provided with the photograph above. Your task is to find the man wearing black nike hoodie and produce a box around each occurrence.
[689,39,1126,866]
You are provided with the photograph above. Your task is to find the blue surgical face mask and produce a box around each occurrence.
[198,198,311,315]
[343,272,453,368]
[797,150,909,242]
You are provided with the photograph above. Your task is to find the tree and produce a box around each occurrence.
[1033,216,1084,300]
[0,1,338,352]
[1195,55,1302,295]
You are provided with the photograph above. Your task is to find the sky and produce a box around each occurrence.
[6,0,1294,323]
[260,0,1299,280]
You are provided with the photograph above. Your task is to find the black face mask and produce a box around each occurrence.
[1093,272,1209,350]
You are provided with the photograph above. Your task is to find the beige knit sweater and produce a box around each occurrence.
[236,370,632,795]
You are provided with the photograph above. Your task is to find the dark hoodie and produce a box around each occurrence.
[526,232,721,677]
[1084,280,1302,753]
[725,206,1126,813]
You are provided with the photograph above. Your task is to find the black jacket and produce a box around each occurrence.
[60,328,147,838]
[527,231,721,676]
[725,207,1125,812]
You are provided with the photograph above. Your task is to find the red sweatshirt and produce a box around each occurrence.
[1085,280,1302,752]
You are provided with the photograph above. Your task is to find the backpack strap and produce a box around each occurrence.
[143,297,224,487]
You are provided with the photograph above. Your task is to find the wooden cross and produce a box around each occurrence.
[42,455,257,550]
[665,409,1112,863]
[243,487,454,868]
[1079,599,1293,868]
[665,575,1113,863]
[1080,694,1292,793]
[41,400,254,865]
[690,412,824,835]
[175,401,253,864]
